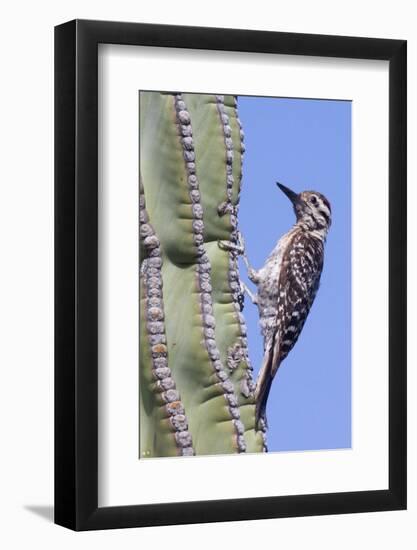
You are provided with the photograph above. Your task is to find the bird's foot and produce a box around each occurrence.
[236,230,246,252]
[217,239,244,255]
[240,281,258,305]
[247,267,260,284]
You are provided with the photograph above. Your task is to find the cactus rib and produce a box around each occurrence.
[139,179,195,457]
[174,93,247,453]
[215,95,268,451]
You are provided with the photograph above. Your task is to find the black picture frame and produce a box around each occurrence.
[55,19,407,531]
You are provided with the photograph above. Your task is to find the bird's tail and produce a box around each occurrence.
[255,375,272,429]
[254,348,274,429]
[255,332,282,429]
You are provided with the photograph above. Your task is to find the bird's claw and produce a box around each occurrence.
[217,239,244,255]
[236,230,246,252]
[248,268,258,282]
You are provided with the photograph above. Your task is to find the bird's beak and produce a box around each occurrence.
[276,182,298,205]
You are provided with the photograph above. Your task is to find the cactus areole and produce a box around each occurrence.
[139,92,266,457]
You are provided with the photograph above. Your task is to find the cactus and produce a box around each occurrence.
[139,92,266,458]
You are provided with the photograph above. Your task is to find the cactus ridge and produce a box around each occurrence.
[216,94,239,218]
[174,93,247,453]
[139,179,195,457]
[215,95,268,451]
[216,96,254,391]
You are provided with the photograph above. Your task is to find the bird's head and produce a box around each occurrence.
[277,182,332,233]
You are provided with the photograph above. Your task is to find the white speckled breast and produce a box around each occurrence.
[256,229,296,346]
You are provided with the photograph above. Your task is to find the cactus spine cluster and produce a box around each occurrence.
[139,92,266,458]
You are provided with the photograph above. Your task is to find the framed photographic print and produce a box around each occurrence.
[55,20,406,530]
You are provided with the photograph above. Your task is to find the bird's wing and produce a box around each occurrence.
[255,233,324,426]
[271,232,324,371]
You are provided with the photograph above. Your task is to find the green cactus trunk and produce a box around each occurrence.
[139,91,266,458]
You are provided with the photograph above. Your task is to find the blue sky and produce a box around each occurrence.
[237,96,352,452]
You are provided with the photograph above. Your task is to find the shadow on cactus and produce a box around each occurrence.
[139,91,267,457]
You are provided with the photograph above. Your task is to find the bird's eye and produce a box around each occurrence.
[310,195,318,205]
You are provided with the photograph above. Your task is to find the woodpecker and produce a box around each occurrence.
[240,182,332,428]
